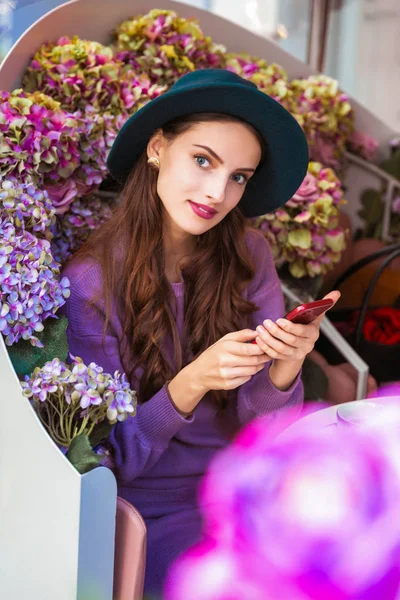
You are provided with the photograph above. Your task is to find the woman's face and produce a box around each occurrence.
[148,120,262,238]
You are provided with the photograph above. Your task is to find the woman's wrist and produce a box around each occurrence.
[269,357,304,391]
[166,380,193,417]
[167,364,207,415]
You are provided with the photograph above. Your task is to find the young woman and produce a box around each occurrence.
[60,69,339,597]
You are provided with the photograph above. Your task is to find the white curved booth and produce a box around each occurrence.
[0,338,117,599]
[0,2,398,599]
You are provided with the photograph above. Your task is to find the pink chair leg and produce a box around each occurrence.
[113,497,147,600]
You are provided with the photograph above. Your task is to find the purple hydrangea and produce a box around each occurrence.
[50,194,116,265]
[104,370,136,423]
[73,107,126,190]
[22,356,137,447]
[0,216,70,346]
[0,177,55,237]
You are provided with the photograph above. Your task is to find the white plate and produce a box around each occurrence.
[336,400,384,426]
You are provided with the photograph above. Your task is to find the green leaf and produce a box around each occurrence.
[380,148,400,181]
[8,315,69,378]
[66,433,101,474]
[88,420,113,448]
[358,189,384,231]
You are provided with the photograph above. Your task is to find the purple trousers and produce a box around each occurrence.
[119,486,203,599]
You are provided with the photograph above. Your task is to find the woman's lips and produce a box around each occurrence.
[188,201,217,220]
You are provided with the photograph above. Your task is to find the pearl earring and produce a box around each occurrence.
[147,157,160,170]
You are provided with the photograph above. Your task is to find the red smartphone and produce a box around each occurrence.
[285,298,334,324]
[250,298,334,343]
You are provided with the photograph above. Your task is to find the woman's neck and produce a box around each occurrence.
[163,226,197,283]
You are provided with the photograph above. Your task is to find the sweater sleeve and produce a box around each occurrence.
[60,261,194,484]
[236,231,304,425]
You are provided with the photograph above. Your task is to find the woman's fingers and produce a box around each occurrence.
[220,347,271,366]
[276,319,315,340]
[258,320,299,346]
[275,318,320,343]
[225,374,263,389]
[221,364,267,382]
[255,323,315,359]
[255,332,296,359]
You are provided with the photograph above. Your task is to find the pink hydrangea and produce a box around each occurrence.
[112,9,226,88]
[23,36,156,115]
[0,90,124,213]
[349,131,379,162]
[392,196,400,215]
[225,52,288,101]
[282,75,355,169]
[286,172,320,207]
[0,90,81,198]
[250,162,347,278]
[167,406,400,600]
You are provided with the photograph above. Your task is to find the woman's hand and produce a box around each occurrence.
[254,291,341,391]
[254,292,341,362]
[192,329,271,393]
[169,329,275,415]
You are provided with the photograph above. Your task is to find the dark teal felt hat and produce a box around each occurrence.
[107,69,309,218]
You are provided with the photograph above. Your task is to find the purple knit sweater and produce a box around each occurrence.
[60,228,303,510]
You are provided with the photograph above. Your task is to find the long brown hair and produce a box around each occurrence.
[75,113,266,409]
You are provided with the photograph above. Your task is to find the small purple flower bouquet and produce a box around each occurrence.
[21,356,137,473]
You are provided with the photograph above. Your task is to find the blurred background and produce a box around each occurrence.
[2,0,399,132]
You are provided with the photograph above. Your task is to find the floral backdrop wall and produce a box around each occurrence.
[1,7,395,468]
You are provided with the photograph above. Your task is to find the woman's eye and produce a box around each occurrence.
[232,173,248,185]
[195,155,210,168]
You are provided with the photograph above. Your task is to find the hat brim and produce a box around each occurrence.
[107,82,309,218]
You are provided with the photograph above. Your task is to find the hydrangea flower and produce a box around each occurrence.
[0,217,70,346]
[167,405,400,600]
[348,130,379,162]
[22,356,137,447]
[0,89,81,198]
[23,34,168,115]
[393,196,400,215]
[249,162,346,278]
[73,106,126,188]
[50,194,116,265]
[282,75,355,169]
[0,177,55,238]
[224,57,355,170]
[46,106,125,211]
[112,9,226,87]
[0,89,121,212]
[389,137,400,153]
[225,52,289,100]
